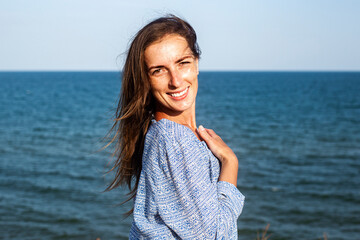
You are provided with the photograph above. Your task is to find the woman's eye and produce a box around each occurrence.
[151,69,161,75]
[180,61,190,65]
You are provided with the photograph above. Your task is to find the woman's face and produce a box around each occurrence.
[145,34,199,117]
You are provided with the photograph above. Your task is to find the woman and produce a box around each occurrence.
[107,15,245,239]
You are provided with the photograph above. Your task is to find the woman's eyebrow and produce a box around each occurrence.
[147,65,165,71]
[175,55,193,63]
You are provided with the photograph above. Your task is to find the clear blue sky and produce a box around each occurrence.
[1,0,359,71]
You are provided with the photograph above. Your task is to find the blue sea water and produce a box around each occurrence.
[0,71,359,240]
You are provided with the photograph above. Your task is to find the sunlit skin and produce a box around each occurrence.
[145,34,239,186]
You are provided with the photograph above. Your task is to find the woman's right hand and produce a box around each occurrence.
[197,125,239,186]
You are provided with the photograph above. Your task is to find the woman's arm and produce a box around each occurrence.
[197,125,239,186]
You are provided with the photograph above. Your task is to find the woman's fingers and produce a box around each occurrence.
[198,126,217,146]
[198,125,211,141]
[205,128,218,138]
[197,125,237,164]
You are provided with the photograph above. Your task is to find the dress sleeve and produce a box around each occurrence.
[150,130,245,239]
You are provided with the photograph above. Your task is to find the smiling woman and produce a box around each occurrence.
[106,15,245,239]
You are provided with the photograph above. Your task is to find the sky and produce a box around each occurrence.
[1,0,359,71]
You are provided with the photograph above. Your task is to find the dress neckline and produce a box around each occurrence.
[152,118,206,145]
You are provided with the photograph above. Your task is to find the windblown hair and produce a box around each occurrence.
[106,15,201,214]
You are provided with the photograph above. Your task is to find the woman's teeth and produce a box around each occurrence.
[170,87,188,97]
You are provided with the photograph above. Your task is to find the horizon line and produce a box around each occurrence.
[1,69,360,73]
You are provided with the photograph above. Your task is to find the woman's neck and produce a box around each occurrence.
[154,111,197,132]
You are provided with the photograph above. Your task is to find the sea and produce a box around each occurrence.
[0,71,359,240]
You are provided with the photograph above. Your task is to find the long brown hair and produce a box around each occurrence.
[106,14,201,214]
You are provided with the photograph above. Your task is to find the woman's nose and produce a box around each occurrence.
[168,68,182,88]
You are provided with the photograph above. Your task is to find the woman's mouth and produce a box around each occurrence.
[168,87,189,99]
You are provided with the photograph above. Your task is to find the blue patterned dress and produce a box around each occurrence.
[129,118,245,239]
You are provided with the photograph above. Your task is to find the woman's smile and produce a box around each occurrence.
[168,86,189,99]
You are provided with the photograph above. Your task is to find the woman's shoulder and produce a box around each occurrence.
[147,118,191,141]
[146,118,206,155]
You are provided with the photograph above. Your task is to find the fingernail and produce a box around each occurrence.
[198,125,204,131]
